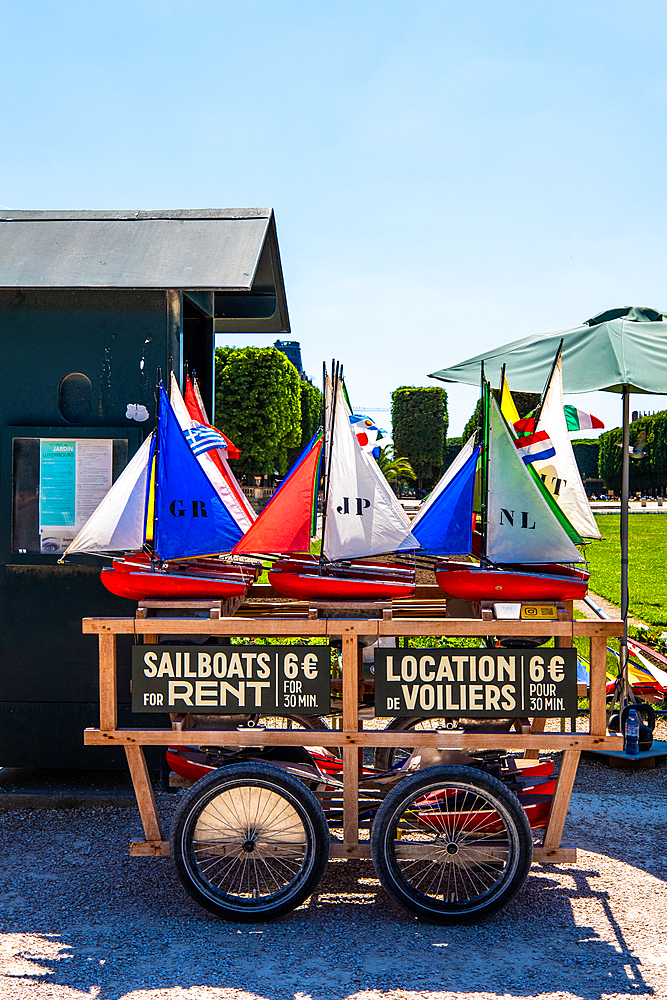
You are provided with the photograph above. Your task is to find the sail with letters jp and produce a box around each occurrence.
[264,369,418,600]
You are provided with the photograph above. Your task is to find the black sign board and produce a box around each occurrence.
[374,647,577,718]
[132,645,331,716]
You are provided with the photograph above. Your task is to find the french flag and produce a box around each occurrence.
[514,429,556,465]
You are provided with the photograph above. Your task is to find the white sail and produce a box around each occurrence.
[170,373,254,532]
[533,358,601,540]
[324,382,418,560]
[411,433,477,528]
[63,434,153,556]
[486,399,584,564]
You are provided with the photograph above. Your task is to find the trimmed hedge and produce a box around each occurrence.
[598,410,667,491]
[392,386,448,491]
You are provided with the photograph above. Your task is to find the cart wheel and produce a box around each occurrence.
[170,762,330,921]
[373,717,513,772]
[370,765,533,923]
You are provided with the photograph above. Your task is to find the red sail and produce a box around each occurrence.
[183,376,252,521]
[184,377,241,459]
[232,435,324,556]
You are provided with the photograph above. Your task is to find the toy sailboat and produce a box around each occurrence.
[411,371,591,602]
[62,377,260,600]
[233,363,419,600]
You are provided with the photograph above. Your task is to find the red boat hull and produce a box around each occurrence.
[435,561,589,601]
[269,557,416,601]
[101,556,258,601]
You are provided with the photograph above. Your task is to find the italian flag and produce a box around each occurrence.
[564,405,604,431]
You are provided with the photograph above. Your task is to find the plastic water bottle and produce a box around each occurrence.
[625,708,640,756]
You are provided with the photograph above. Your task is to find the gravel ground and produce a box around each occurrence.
[1,754,666,1000]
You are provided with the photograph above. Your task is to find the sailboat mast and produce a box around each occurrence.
[320,360,340,564]
[533,338,564,430]
[151,369,161,570]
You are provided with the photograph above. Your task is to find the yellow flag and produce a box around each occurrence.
[145,454,156,542]
[500,374,520,428]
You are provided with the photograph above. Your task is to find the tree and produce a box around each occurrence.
[376,446,416,488]
[571,440,599,480]
[444,436,463,468]
[286,379,323,466]
[598,411,667,492]
[462,390,541,443]
[214,346,301,477]
[391,386,448,492]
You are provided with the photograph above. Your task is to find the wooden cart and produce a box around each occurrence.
[83,592,622,923]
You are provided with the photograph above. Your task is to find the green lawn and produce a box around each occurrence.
[586,514,667,626]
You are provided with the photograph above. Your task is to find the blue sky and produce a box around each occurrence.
[3,0,667,434]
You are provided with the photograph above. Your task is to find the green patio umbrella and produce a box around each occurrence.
[430,305,667,709]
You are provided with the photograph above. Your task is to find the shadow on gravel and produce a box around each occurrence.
[0,852,654,999]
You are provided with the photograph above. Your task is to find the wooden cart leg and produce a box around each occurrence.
[342,634,360,853]
[540,748,580,856]
[125,745,167,856]
[524,717,546,760]
[589,634,608,736]
[99,634,117,732]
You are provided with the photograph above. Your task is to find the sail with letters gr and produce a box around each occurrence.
[154,383,243,560]
[62,381,259,600]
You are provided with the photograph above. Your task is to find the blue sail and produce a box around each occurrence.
[154,384,243,560]
[411,446,480,556]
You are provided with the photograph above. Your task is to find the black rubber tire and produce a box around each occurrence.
[373,717,513,772]
[370,765,533,923]
[170,762,330,921]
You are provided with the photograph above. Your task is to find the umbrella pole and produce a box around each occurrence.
[620,387,630,711]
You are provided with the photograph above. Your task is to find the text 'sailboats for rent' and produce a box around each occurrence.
[62,375,260,599]
[410,352,593,602]
[233,362,419,599]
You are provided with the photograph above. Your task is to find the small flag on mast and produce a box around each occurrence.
[182,423,229,457]
[500,374,520,428]
[564,405,604,431]
[514,429,556,465]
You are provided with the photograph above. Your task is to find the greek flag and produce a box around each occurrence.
[183,423,228,457]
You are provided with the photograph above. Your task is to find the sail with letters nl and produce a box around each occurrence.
[532,357,601,540]
[324,381,418,561]
[486,397,584,564]
[154,384,243,560]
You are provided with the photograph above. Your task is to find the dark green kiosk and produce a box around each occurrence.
[0,209,290,768]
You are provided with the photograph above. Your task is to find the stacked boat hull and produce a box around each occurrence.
[101,554,259,601]
[268,556,416,601]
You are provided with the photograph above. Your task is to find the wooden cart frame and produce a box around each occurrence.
[83,599,622,868]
